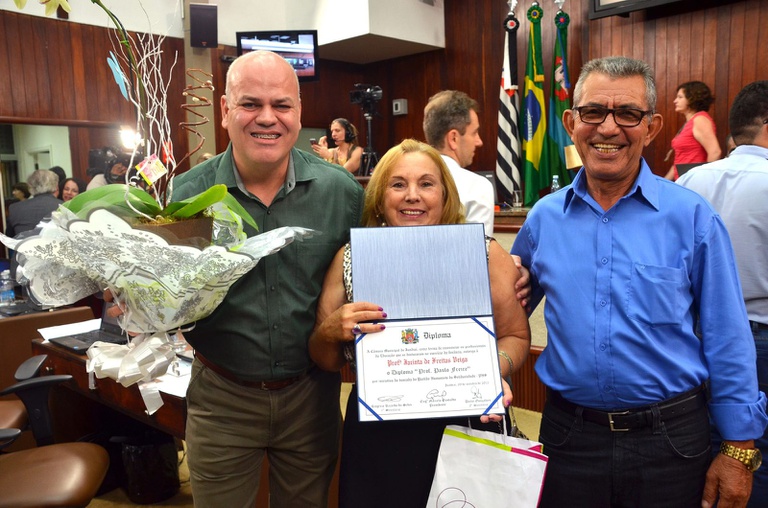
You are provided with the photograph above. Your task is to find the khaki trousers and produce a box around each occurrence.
[186,360,341,508]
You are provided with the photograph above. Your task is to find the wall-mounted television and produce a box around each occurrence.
[589,0,685,20]
[236,30,319,82]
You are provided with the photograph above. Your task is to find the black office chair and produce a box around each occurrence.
[0,355,109,507]
[0,354,48,440]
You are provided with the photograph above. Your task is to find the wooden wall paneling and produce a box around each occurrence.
[94,27,114,123]
[68,127,86,181]
[69,22,90,122]
[687,13,703,79]
[713,4,734,145]
[17,16,43,117]
[31,15,52,119]
[50,19,73,120]
[727,1,746,105]
[210,47,231,156]
[80,25,101,122]
[0,14,13,117]
[759,2,768,84]
[700,8,718,90]
[5,13,28,118]
[739,1,760,88]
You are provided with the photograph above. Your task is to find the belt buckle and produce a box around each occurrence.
[608,410,630,432]
[260,381,270,390]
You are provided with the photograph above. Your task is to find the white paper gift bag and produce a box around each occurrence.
[426,425,548,508]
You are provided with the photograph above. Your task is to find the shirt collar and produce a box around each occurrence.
[729,144,768,159]
[229,149,299,199]
[565,158,659,212]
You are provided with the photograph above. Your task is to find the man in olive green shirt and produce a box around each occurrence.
[172,50,363,507]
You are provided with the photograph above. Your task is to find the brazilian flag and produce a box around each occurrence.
[521,4,550,207]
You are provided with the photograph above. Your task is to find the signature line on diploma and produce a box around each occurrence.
[377,395,404,402]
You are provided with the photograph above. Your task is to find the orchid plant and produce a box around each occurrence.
[12,0,249,232]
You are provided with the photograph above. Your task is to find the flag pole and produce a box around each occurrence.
[496,0,523,206]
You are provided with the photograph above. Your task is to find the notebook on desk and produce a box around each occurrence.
[48,301,128,354]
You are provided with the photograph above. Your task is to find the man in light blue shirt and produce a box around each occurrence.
[512,57,767,507]
[677,80,768,508]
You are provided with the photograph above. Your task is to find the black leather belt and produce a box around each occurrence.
[750,320,768,332]
[548,385,707,432]
[196,352,309,390]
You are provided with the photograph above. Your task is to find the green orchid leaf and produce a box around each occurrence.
[63,184,161,218]
[166,184,228,220]
[220,193,258,231]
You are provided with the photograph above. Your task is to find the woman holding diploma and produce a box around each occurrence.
[309,139,531,508]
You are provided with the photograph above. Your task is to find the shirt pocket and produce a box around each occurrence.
[627,263,686,326]
[294,240,340,295]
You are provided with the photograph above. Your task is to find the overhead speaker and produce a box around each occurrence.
[190,4,218,49]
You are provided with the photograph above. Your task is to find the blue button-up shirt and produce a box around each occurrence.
[512,159,768,440]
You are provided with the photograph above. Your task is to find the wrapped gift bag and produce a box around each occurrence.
[427,425,548,508]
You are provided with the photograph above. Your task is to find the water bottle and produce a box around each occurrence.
[550,175,561,193]
[0,270,14,305]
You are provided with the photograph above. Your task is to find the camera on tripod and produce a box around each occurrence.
[350,84,382,113]
[349,84,383,176]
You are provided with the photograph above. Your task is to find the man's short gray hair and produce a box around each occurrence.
[27,169,59,196]
[573,56,657,112]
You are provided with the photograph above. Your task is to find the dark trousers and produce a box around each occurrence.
[538,395,711,508]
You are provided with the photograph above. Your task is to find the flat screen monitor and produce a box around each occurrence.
[236,30,319,82]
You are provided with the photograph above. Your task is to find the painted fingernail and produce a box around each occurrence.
[378,307,384,311]
[382,312,387,318]
[380,324,386,330]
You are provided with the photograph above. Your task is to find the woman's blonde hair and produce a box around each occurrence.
[361,139,465,227]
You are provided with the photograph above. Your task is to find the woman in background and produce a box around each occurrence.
[309,139,530,508]
[312,118,363,174]
[11,182,30,202]
[61,177,86,202]
[665,81,721,180]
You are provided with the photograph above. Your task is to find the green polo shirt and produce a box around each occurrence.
[172,144,364,381]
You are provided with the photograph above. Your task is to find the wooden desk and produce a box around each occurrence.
[31,339,186,440]
[494,208,529,233]
[0,307,94,393]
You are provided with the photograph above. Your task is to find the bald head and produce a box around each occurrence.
[225,50,299,100]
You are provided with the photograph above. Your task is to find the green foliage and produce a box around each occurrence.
[62,184,258,231]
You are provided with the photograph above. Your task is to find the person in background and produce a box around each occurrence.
[195,152,214,165]
[423,90,495,235]
[170,50,364,507]
[309,139,530,508]
[86,149,129,190]
[6,170,62,238]
[512,56,767,507]
[664,81,722,180]
[312,118,363,174]
[49,166,67,198]
[10,182,30,202]
[61,177,86,202]
[677,80,768,508]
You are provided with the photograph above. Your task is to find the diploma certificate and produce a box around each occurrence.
[355,316,504,421]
